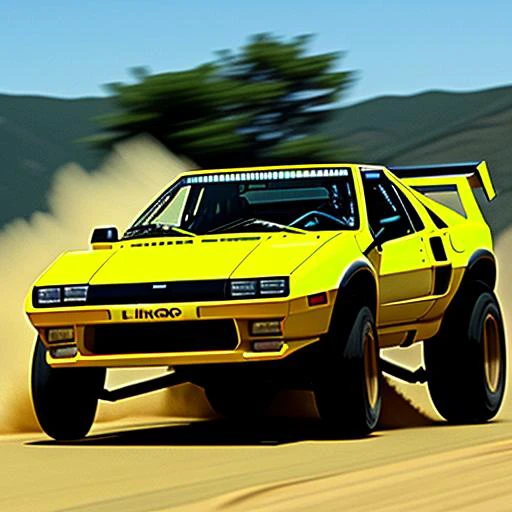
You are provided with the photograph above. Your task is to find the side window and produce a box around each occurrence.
[153,186,191,226]
[393,184,425,232]
[362,172,415,240]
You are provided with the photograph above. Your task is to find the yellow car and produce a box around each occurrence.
[26,162,506,440]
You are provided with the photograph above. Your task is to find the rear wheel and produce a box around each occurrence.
[31,337,106,440]
[424,281,506,423]
[313,305,382,436]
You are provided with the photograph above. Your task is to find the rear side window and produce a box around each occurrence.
[412,185,466,218]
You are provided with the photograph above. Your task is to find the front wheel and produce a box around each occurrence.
[425,282,506,423]
[31,337,106,440]
[313,305,382,436]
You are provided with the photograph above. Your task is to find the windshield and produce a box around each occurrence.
[125,168,358,239]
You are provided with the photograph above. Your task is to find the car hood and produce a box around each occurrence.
[90,233,341,284]
[35,232,342,287]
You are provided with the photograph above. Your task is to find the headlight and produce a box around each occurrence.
[260,278,288,296]
[37,287,61,305]
[229,278,289,298]
[230,280,258,297]
[64,285,88,302]
[34,285,89,306]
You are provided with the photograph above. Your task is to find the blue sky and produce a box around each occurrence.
[2,0,511,104]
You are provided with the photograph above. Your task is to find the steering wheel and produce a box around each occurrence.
[289,210,349,229]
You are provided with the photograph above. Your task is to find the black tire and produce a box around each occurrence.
[313,305,382,436]
[205,382,275,419]
[31,337,106,440]
[424,281,506,423]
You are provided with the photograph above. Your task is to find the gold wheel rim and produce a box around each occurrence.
[364,324,379,409]
[483,313,501,393]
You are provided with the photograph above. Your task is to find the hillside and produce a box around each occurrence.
[0,86,511,234]
[324,85,512,235]
[0,94,114,226]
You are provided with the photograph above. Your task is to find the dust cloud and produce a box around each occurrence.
[0,137,510,434]
[0,136,214,433]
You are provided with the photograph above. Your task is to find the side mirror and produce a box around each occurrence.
[363,215,401,257]
[90,226,119,244]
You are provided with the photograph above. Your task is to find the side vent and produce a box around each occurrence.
[434,265,452,295]
[430,236,447,261]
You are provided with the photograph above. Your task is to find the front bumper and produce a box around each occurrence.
[26,292,336,368]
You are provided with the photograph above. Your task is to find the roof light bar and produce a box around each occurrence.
[185,168,349,185]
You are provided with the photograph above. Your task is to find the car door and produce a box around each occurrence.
[361,171,434,326]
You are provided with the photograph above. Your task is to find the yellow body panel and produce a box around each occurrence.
[36,250,116,286]
[25,162,498,369]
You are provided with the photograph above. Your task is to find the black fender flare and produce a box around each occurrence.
[465,249,497,290]
[337,260,379,318]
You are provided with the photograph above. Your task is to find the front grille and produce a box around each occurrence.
[87,280,228,305]
[84,320,238,355]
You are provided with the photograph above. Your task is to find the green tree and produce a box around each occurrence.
[92,34,354,167]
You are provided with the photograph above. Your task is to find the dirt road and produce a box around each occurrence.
[2,385,512,512]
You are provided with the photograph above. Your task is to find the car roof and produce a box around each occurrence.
[183,163,366,176]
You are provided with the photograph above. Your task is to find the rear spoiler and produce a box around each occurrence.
[388,161,496,201]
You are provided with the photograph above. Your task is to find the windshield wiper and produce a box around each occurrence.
[206,217,252,234]
[124,223,196,240]
[216,218,306,235]
[262,220,307,234]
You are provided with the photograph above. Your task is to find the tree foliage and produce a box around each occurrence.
[92,34,354,167]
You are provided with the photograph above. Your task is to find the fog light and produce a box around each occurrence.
[250,320,282,336]
[49,346,78,358]
[252,340,284,352]
[47,327,74,343]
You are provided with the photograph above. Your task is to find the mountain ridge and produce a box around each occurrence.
[0,85,510,234]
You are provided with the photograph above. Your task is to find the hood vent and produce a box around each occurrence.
[126,236,261,248]
[201,236,261,244]
[128,240,194,248]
